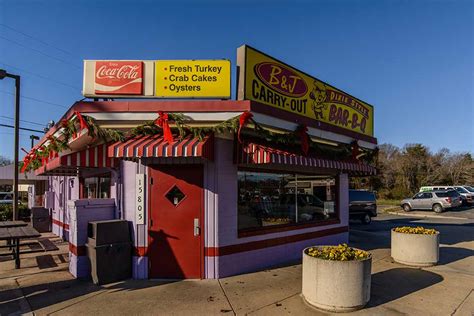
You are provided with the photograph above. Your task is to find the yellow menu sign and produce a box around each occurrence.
[237,45,374,137]
[155,60,231,98]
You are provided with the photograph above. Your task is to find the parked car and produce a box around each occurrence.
[419,186,474,206]
[401,190,462,213]
[349,190,377,224]
[0,192,13,205]
[453,186,474,205]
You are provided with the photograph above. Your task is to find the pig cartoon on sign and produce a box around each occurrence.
[309,81,327,120]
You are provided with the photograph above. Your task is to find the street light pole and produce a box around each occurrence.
[30,135,40,149]
[0,69,21,220]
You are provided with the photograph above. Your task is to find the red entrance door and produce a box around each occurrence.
[148,164,203,279]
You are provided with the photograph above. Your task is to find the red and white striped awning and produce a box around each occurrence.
[238,142,376,175]
[107,134,214,160]
[35,143,117,176]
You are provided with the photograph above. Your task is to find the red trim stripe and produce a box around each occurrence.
[69,243,87,256]
[133,246,148,257]
[205,226,348,257]
[52,218,69,230]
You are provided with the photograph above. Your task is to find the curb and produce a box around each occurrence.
[387,211,469,221]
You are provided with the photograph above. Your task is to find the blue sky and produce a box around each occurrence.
[0,0,472,160]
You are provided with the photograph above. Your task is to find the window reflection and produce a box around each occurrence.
[83,175,111,199]
[238,171,338,231]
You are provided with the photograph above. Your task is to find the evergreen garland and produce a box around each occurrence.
[20,111,376,173]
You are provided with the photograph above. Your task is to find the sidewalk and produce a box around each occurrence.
[0,217,473,315]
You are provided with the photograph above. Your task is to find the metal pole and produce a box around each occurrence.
[12,75,20,221]
[30,135,40,148]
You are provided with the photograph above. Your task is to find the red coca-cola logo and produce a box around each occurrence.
[254,62,308,98]
[94,61,143,95]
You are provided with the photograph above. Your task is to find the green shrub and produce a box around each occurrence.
[0,204,31,221]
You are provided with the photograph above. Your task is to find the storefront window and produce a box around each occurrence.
[238,171,338,233]
[82,174,111,199]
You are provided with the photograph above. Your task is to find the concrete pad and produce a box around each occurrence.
[37,279,232,316]
[15,269,106,315]
[0,236,69,281]
[0,277,32,315]
[248,293,409,316]
[248,294,326,315]
[220,265,302,315]
[388,211,472,220]
[453,290,474,316]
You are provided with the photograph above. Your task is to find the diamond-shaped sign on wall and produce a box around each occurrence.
[165,185,186,206]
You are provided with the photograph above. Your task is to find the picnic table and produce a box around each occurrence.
[0,225,41,268]
[0,221,28,228]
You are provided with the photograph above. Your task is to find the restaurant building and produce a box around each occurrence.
[25,46,377,279]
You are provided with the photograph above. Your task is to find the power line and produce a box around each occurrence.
[0,90,69,109]
[0,62,80,91]
[0,131,36,137]
[0,115,44,127]
[0,35,81,70]
[0,123,43,133]
[0,23,76,58]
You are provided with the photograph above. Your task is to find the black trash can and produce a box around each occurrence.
[86,219,132,285]
[31,207,51,233]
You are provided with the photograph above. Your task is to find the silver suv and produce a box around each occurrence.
[401,190,462,213]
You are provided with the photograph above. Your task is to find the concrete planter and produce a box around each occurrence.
[301,247,372,312]
[391,229,439,266]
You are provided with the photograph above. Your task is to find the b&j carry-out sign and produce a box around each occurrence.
[82,60,231,99]
[236,45,374,137]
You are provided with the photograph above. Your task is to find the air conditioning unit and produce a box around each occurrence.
[44,191,55,209]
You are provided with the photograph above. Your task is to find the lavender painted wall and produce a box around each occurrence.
[217,233,348,278]
[121,160,148,279]
[203,137,350,278]
[49,168,120,241]
[203,137,235,278]
[68,199,115,278]
[51,176,78,240]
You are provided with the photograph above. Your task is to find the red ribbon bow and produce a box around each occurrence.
[74,111,87,138]
[351,141,361,161]
[238,111,253,143]
[296,124,309,156]
[60,119,69,129]
[155,111,174,144]
[21,150,36,173]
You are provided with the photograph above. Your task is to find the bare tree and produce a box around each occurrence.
[0,155,12,166]
[445,153,474,185]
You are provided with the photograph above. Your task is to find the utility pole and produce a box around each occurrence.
[0,69,21,220]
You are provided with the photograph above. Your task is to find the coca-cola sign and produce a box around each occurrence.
[94,61,143,94]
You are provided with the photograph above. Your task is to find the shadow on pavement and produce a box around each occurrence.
[0,277,178,313]
[368,268,443,308]
[438,247,474,265]
[350,217,474,246]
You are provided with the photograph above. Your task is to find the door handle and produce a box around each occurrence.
[194,218,200,236]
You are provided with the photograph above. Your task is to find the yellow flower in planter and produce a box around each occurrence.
[305,244,370,261]
[394,226,438,235]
